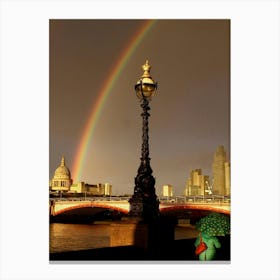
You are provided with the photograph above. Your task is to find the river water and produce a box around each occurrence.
[49,223,199,253]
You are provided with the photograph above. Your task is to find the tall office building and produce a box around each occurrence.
[163,184,173,197]
[224,161,230,195]
[212,145,230,195]
[104,183,112,196]
[185,169,210,196]
[184,178,192,196]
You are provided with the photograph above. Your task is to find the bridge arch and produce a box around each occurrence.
[160,204,230,215]
[52,202,129,216]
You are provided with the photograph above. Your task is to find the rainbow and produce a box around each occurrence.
[72,20,157,181]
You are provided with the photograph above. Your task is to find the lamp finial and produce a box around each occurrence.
[142,60,151,78]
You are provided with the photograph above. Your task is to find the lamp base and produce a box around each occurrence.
[129,195,159,222]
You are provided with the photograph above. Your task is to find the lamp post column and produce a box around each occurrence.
[129,60,159,222]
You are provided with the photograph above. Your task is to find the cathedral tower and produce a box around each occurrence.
[50,156,73,192]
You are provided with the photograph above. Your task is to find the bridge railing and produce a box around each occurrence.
[159,195,230,204]
[49,196,131,202]
[50,195,230,205]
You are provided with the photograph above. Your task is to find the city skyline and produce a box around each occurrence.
[50,19,230,195]
[50,144,230,196]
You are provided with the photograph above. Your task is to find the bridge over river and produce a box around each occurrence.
[50,196,230,217]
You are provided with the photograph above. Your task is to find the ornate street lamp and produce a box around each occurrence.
[129,60,160,221]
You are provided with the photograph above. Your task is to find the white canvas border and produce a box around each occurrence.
[0,0,279,279]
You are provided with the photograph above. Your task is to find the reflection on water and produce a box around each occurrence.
[50,223,110,253]
[50,223,199,253]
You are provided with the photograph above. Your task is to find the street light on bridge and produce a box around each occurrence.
[129,60,160,221]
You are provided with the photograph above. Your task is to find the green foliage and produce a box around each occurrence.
[196,213,230,236]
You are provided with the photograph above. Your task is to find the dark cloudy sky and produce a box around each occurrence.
[50,19,230,195]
